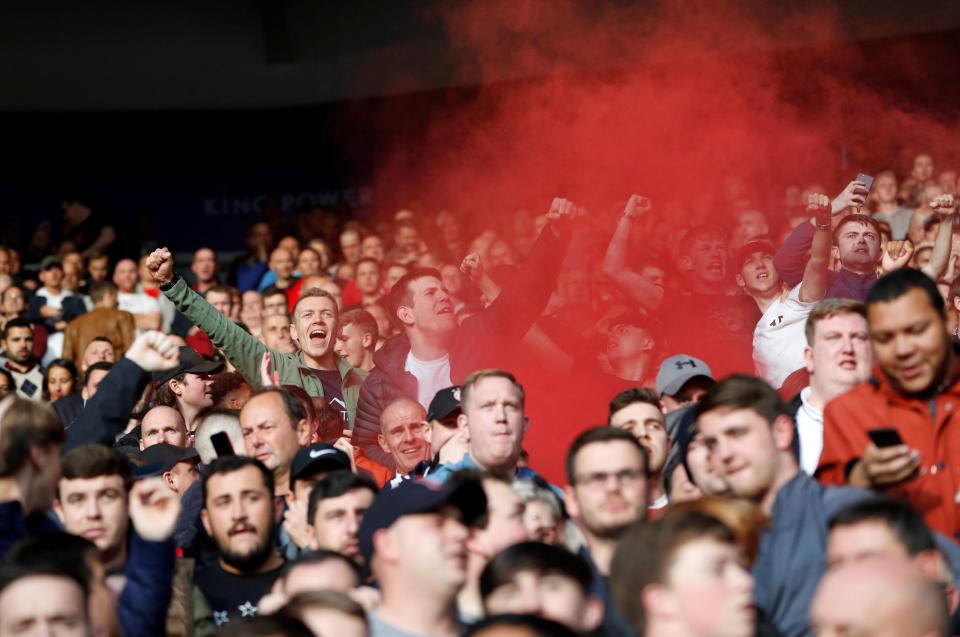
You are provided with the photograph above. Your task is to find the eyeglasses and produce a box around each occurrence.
[574,468,646,490]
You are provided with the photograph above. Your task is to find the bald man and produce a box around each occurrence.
[811,558,949,637]
[140,405,188,450]
[377,397,431,486]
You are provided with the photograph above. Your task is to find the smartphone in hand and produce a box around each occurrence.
[855,173,875,194]
[867,427,903,448]
[211,431,235,458]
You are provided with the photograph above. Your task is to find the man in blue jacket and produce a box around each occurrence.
[696,375,866,637]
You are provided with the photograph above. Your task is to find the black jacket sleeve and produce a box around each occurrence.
[63,357,149,452]
[23,296,45,324]
[462,224,573,352]
[354,369,399,470]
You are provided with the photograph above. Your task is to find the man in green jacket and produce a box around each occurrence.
[145,247,365,427]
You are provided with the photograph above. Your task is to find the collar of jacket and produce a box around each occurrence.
[868,342,960,404]
[372,334,413,376]
[768,471,816,526]
[295,351,366,387]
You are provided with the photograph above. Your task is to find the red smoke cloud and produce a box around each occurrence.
[357,0,960,482]
[372,0,958,214]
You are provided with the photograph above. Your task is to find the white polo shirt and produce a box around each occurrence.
[752,285,818,388]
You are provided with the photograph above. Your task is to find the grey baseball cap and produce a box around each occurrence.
[656,354,714,396]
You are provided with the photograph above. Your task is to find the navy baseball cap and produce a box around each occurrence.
[427,386,462,422]
[358,477,487,562]
[136,443,199,478]
[290,444,352,488]
[154,346,224,385]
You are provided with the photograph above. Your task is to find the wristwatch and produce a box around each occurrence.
[159,275,181,292]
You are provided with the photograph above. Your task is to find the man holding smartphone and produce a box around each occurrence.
[817,265,960,538]
[774,179,880,301]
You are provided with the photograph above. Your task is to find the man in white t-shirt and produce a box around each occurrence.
[25,256,87,363]
[790,298,873,474]
[739,194,832,388]
[113,258,162,334]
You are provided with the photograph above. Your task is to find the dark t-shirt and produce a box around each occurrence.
[304,368,347,424]
[66,211,110,253]
[194,561,284,627]
[656,288,759,378]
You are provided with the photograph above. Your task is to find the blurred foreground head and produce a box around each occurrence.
[610,503,755,637]
[811,558,948,637]
[0,395,65,515]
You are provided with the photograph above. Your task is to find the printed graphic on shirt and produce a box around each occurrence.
[212,599,260,626]
[329,396,347,423]
[19,379,38,397]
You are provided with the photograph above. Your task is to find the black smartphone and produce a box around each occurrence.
[868,427,903,448]
[211,431,235,458]
[855,172,874,194]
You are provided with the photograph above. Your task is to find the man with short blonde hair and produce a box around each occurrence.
[429,369,531,483]
[335,309,378,372]
[787,297,874,474]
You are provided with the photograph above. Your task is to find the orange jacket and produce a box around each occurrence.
[354,448,393,489]
[817,362,960,539]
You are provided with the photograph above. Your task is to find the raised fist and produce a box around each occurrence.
[145,247,174,285]
[931,194,957,216]
[807,192,831,227]
[129,477,182,542]
[806,192,830,212]
[124,331,180,373]
[623,194,652,219]
[881,239,914,273]
[459,253,483,282]
[545,197,577,226]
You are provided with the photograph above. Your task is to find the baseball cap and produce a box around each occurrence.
[137,443,199,478]
[154,346,224,385]
[656,354,714,396]
[289,444,352,488]
[735,238,776,272]
[40,256,63,271]
[359,477,487,562]
[427,386,462,422]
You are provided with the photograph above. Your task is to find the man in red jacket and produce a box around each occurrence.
[818,266,960,539]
